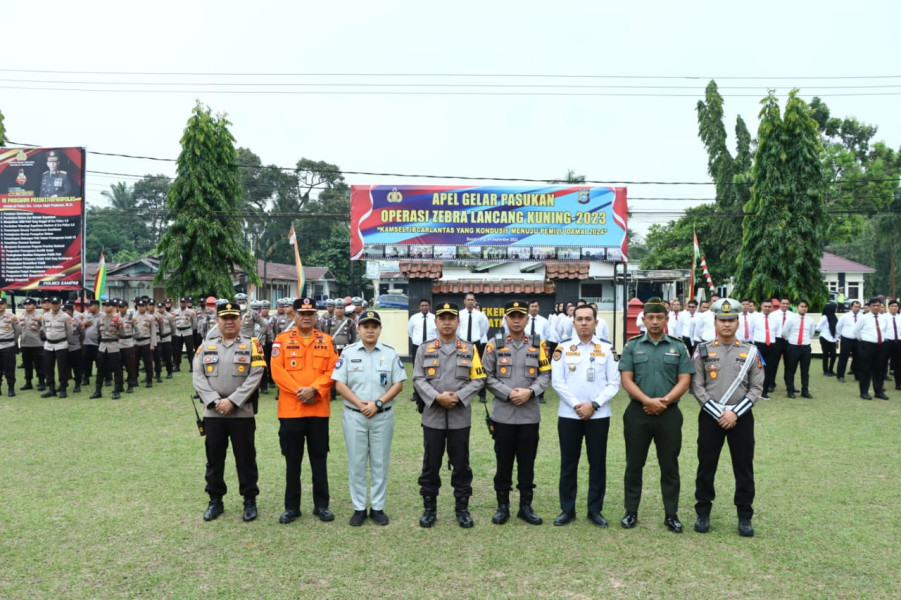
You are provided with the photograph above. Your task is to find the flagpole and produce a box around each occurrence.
[288,225,305,297]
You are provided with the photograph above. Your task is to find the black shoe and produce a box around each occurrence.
[369,509,390,526]
[312,506,335,522]
[278,509,301,524]
[349,509,367,527]
[243,499,258,522]
[37,383,47,391]
[761,393,770,399]
[455,503,474,528]
[621,512,638,529]
[165,373,173,380]
[420,497,437,528]
[89,390,101,399]
[126,387,135,394]
[538,397,546,404]
[837,377,845,383]
[20,382,33,391]
[491,504,510,525]
[787,392,796,399]
[81,378,89,387]
[801,391,814,399]
[553,511,576,526]
[664,514,683,533]
[587,512,608,528]
[146,381,153,388]
[876,393,890,400]
[7,388,14,397]
[516,505,543,525]
[824,372,835,377]
[738,518,754,537]
[173,367,181,373]
[41,390,57,398]
[790,387,800,393]
[895,386,901,391]
[155,377,163,383]
[860,394,873,400]
[73,385,81,393]
[111,391,121,400]
[58,390,67,399]
[479,397,487,403]
[694,515,710,533]
[261,386,269,395]
[203,499,224,522]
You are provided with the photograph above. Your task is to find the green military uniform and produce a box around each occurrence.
[618,298,694,530]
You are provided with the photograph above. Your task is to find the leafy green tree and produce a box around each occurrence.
[133,174,171,250]
[154,102,259,299]
[734,90,828,308]
[100,181,134,211]
[85,206,140,261]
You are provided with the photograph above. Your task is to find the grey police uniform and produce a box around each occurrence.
[482,333,551,505]
[0,310,22,394]
[94,314,125,396]
[19,310,45,388]
[155,310,175,378]
[42,310,73,394]
[172,307,197,371]
[134,310,157,386]
[240,311,268,341]
[193,333,266,506]
[118,311,138,389]
[332,340,407,512]
[81,309,100,384]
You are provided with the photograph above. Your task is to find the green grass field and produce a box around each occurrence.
[1,365,899,599]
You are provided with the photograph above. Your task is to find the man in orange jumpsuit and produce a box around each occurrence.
[271,297,339,524]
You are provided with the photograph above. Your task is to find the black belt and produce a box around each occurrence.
[122,335,134,339]
[348,405,392,414]
[101,338,119,342]
[177,326,192,330]
[47,337,66,344]
[135,337,150,341]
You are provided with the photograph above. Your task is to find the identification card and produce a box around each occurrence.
[586,367,595,382]
[380,372,388,386]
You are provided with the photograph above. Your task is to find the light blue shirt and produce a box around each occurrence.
[332,340,407,409]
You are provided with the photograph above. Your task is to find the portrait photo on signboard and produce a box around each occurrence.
[457,246,481,259]
[581,247,607,260]
[434,246,457,260]
[507,246,532,260]
[531,247,556,260]
[557,248,581,260]
[409,245,433,259]
[384,245,408,258]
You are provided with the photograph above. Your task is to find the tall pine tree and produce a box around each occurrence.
[155,102,259,299]
[735,90,828,307]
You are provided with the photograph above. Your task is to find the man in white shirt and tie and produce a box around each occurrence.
[835,300,861,383]
[457,293,490,401]
[853,298,889,400]
[739,299,756,343]
[781,299,814,398]
[408,299,437,405]
[750,299,783,399]
[680,299,698,355]
[883,300,901,391]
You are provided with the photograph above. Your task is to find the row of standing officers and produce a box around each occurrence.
[195,295,763,537]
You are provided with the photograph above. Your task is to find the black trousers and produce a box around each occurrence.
[120,346,138,387]
[885,340,901,389]
[204,417,259,500]
[836,336,858,378]
[154,340,173,376]
[857,341,886,396]
[43,348,69,390]
[755,342,780,392]
[0,345,17,387]
[558,416,609,514]
[695,410,755,520]
[278,417,330,510]
[493,422,540,497]
[82,344,98,381]
[173,333,195,371]
[67,348,83,387]
[136,344,154,382]
[410,343,422,403]
[623,401,682,515]
[819,339,837,374]
[96,349,123,391]
[682,336,695,358]
[419,425,472,499]
[21,346,44,384]
[264,341,273,385]
[783,344,812,392]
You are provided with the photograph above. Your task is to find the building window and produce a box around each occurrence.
[848,282,860,300]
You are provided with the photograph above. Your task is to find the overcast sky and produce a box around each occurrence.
[4,0,899,238]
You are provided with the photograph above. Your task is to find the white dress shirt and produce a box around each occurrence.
[783,313,814,346]
[457,308,489,344]
[594,317,610,342]
[854,312,885,343]
[815,316,838,343]
[407,311,437,345]
[738,311,756,343]
[835,311,860,339]
[882,312,901,342]
[750,311,783,344]
[551,337,620,420]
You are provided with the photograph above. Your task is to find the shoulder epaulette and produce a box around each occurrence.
[628,333,643,341]
[667,335,686,345]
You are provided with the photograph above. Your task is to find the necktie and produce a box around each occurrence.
[876,314,882,344]
[530,317,536,338]
[894,317,898,341]
[744,315,749,339]
[422,314,427,343]
[854,314,857,323]
[797,316,804,345]
[765,316,771,346]
[782,311,787,326]
[467,310,473,342]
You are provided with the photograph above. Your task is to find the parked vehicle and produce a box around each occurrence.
[376,294,409,309]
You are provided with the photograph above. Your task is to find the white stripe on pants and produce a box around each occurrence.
[342,407,395,511]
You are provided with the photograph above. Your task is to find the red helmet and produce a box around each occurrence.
[205,295,217,307]
[344,296,352,305]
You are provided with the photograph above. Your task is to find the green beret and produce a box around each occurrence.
[643,297,668,315]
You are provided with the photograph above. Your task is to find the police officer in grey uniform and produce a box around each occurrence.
[332,310,407,526]
[691,297,765,537]
[0,297,21,397]
[134,299,157,388]
[256,300,274,394]
[81,300,101,386]
[317,298,336,332]
[91,302,124,399]
[239,300,269,341]
[19,298,45,391]
[117,300,139,393]
[154,302,176,381]
[172,297,197,372]
[327,299,357,401]
[62,303,85,394]
[482,300,552,526]
[194,300,266,522]
[413,302,486,528]
[41,297,73,398]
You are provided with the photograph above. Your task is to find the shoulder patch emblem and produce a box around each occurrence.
[553,347,563,361]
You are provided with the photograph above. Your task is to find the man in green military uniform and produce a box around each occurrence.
[618,297,693,533]
[691,297,765,537]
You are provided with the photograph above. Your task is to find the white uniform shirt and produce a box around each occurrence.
[594,317,610,342]
[783,313,815,346]
[815,316,839,343]
[835,311,860,340]
[750,311,783,345]
[676,310,694,338]
[504,314,548,341]
[882,313,901,342]
[544,313,561,343]
[695,310,716,342]
[738,311,756,343]
[407,311,437,346]
[854,312,885,344]
[635,310,646,333]
[551,337,620,420]
[457,309,489,344]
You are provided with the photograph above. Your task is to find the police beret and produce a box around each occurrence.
[325,299,335,307]
[643,297,668,315]
[351,296,363,306]
[49,296,62,304]
[24,298,37,305]
[435,302,459,316]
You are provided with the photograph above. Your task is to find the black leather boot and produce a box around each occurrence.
[492,492,510,525]
[455,497,474,528]
[40,384,57,398]
[517,491,543,525]
[419,496,437,528]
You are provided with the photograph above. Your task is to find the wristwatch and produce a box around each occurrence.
[591,401,600,411]
[375,399,384,410]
